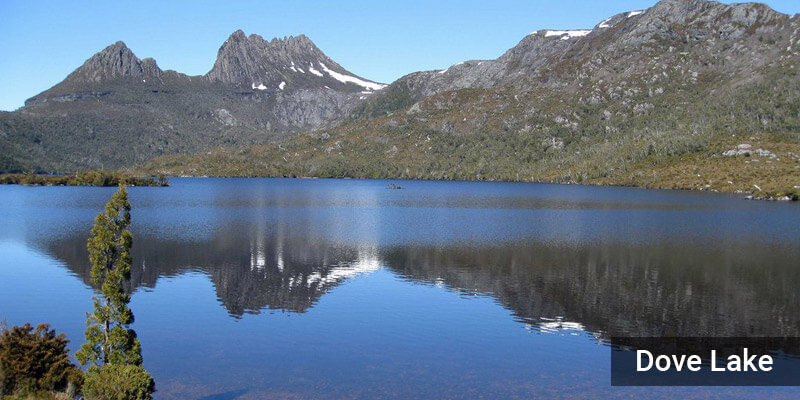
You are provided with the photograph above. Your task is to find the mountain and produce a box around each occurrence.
[62,41,164,84]
[357,0,796,116]
[0,31,384,173]
[141,0,800,197]
[207,30,384,92]
[3,0,799,197]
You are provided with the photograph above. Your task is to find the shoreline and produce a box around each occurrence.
[4,171,797,201]
[140,173,800,201]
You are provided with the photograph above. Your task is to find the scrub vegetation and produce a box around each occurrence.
[0,170,167,187]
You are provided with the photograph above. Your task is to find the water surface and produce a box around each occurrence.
[1,178,799,399]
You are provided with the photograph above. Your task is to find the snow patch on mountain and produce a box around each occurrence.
[598,17,614,28]
[319,62,386,90]
[598,9,644,29]
[543,30,592,40]
[308,63,324,77]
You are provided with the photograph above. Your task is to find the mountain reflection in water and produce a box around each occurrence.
[46,223,800,338]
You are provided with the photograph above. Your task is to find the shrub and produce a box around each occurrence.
[0,323,83,398]
[82,364,154,400]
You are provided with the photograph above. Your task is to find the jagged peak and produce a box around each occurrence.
[281,34,313,44]
[222,30,314,45]
[93,40,134,58]
[140,57,160,73]
[63,41,162,83]
[207,30,379,89]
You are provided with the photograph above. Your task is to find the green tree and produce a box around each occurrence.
[76,185,154,400]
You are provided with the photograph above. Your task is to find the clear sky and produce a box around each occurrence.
[1,0,798,111]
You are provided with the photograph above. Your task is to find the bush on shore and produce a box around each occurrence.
[0,323,83,399]
[0,170,167,187]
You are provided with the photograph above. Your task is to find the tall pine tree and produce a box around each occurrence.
[76,185,154,400]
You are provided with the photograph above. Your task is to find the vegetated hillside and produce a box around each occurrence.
[0,32,385,173]
[140,0,800,197]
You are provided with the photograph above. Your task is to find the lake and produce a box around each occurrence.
[1,178,799,399]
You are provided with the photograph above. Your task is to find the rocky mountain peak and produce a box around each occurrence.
[229,29,246,41]
[570,0,792,56]
[281,33,313,45]
[206,30,385,92]
[64,41,162,83]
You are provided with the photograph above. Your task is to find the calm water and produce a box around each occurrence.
[1,178,800,399]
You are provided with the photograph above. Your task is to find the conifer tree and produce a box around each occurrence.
[76,185,154,400]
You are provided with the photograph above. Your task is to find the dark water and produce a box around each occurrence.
[1,178,799,399]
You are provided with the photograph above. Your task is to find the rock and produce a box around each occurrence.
[753,148,778,159]
[543,137,565,151]
[213,109,238,126]
[722,144,754,157]
[721,145,777,159]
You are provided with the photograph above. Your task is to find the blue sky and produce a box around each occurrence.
[1,0,798,111]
